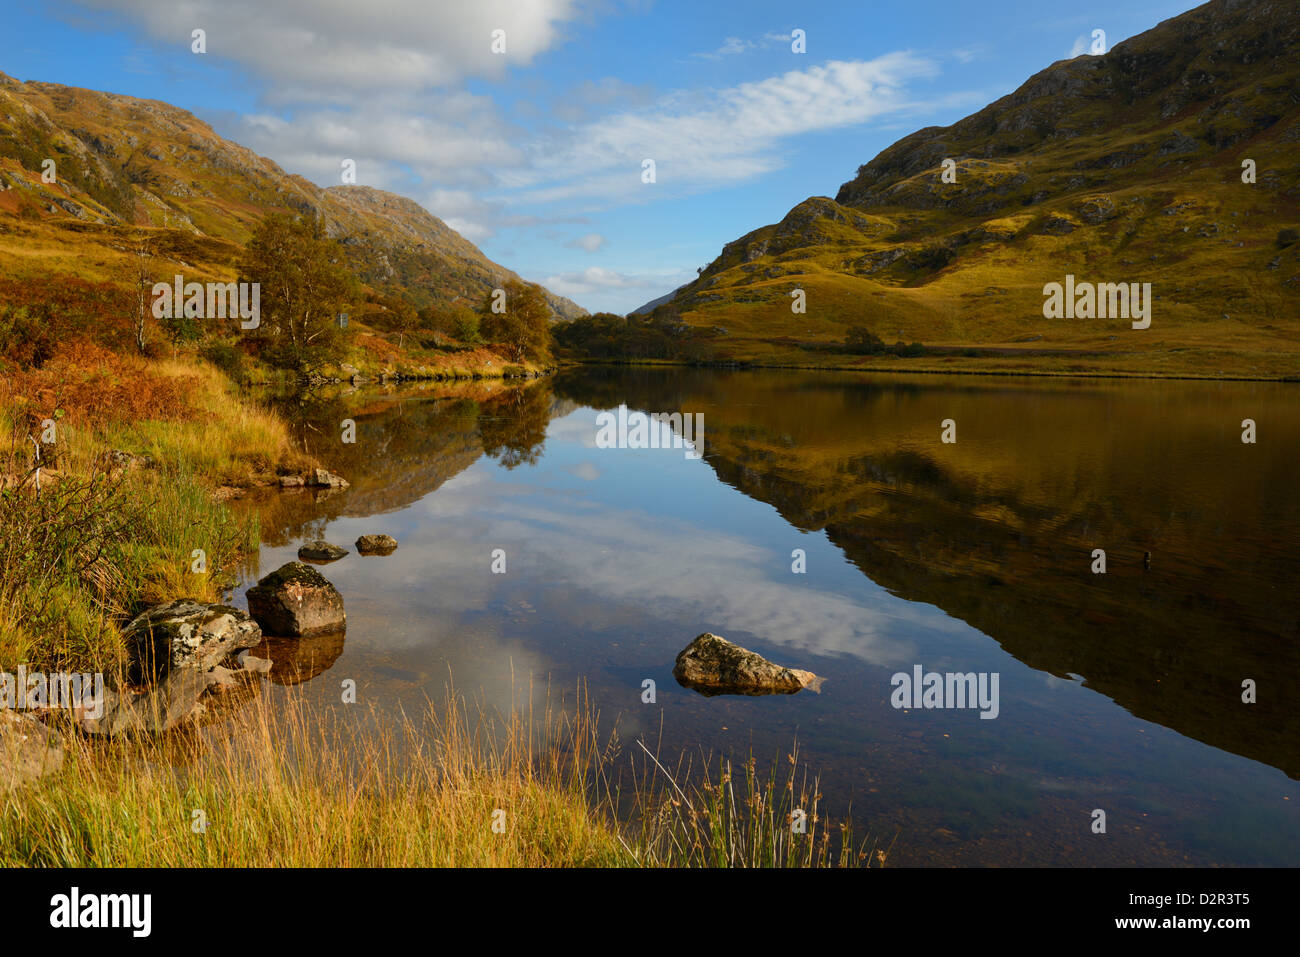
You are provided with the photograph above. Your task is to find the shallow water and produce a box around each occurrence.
[234,366,1300,866]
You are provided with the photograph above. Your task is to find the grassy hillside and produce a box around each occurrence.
[0,70,585,321]
[655,0,1300,378]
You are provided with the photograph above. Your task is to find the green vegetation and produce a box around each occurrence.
[554,306,717,362]
[0,689,877,868]
[239,214,358,372]
[481,279,553,365]
[0,360,304,673]
[641,0,1300,379]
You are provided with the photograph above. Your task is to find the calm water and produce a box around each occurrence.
[235,367,1300,866]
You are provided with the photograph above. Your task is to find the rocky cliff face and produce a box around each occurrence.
[0,72,585,319]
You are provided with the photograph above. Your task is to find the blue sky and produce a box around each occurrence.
[2,0,1202,313]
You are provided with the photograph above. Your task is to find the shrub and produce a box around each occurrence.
[201,341,246,380]
[844,326,886,354]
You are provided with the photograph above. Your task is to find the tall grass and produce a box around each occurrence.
[0,360,275,672]
[0,684,881,868]
[84,358,314,486]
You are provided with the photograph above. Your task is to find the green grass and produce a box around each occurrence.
[1,688,879,868]
[0,361,281,673]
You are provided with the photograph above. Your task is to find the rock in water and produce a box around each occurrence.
[246,562,346,637]
[672,633,823,697]
[122,600,262,682]
[355,534,398,554]
[310,468,350,489]
[298,540,348,562]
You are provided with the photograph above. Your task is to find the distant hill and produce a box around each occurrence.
[0,71,586,320]
[652,0,1300,377]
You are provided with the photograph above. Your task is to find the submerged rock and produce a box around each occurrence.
[246,561,346,637]
[252,630,347,685]
[298,540,348,562]
[355,534,398,554]
[672,633,823,697]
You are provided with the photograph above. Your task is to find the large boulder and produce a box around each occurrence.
[0,709,64,792]
[82,601,266,736]
[246,562,346,637]
[121,600,262,682]
[672,633,823,697]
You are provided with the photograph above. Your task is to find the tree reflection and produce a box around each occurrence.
[479,382,553,469]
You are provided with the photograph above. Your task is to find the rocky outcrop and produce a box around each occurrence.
[298,540,348,562]
[0,709,64,792]
[245,562,346,637]
[81,601,268,736]
[279,468,349,489]
[121,600,262,682]
[672,633,823,697]
[310,468,350,489]
[355,534,398,554]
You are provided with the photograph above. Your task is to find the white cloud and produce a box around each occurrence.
[1068,35,1090,57]
[83,0,582,99]
[552,76,656,122]
[231,96,524,192]
[508,53,940,208]
[565,233,606,252]
[541,266,658,298]
[85,0,945,272]
[693,32,790,60]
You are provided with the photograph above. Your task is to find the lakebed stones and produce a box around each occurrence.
[298,540,348,562]
[0,709,64,792]
[311,468,349,489]
[672,633,823,697]
[246,561,346,637]
[355,534,398,555]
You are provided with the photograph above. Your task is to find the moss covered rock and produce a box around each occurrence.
[246,562,346,637]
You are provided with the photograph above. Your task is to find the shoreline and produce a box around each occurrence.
[555,356,1300,383]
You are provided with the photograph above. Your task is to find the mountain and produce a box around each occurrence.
[0,71,585,319]
[653,0,1300,377]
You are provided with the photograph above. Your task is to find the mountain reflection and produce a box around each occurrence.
[247,368,1300,781]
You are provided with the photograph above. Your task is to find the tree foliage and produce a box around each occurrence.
[480,279,552,364]
[239,214,356,371]
[553,305,715,362]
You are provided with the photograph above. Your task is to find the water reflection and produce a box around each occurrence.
[232,367,1299,865]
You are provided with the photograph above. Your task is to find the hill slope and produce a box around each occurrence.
[0,71,585,320]
[656,0,1300,377]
